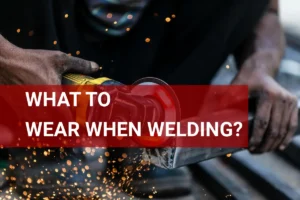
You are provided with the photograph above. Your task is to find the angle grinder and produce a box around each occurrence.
[62,74,250,169]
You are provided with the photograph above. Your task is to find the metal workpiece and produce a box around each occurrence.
[142,58,300,170]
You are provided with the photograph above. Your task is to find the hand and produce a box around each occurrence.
[0,35,99,84]
[232,52,298,153]
[0,36,100,124]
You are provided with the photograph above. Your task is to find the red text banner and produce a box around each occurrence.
[0,85,249,148]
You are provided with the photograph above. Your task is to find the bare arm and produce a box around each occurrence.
[0,34,99,84]
[232,0,298,153]
[234,0,285,77]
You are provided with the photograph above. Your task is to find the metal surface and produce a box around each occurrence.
[190,158,266,200]
[223,151,300,200]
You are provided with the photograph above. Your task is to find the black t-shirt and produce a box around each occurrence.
[0,0,269,84]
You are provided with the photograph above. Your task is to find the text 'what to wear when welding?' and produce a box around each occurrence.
[24,121,242,138]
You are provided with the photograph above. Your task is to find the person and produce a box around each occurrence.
[0,0,298,199]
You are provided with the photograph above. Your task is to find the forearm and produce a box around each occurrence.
[0,35,9,70]
[234,0,285,77]
[0,34,17,59]
[0,35,26,84]
[0,35,12,83]
[0,34,8,55]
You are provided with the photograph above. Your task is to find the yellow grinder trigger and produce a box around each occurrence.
[62,74,123,126]
[62,74,122,85]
